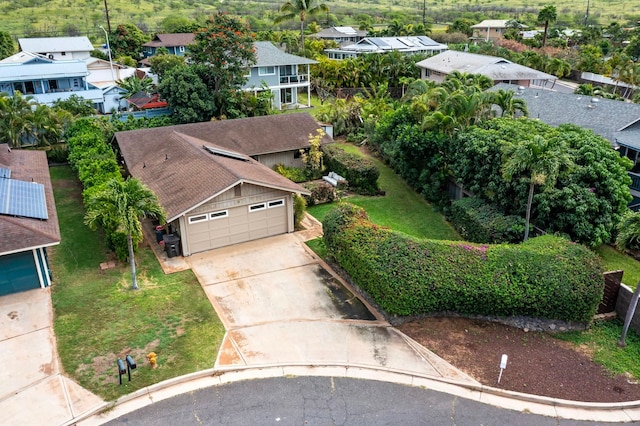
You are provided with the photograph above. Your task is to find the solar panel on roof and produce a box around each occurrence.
[0,167,10,178]
[0,178,48,220]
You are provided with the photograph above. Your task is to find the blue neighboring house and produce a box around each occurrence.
[0,51,103,107]
[140,33,195,65]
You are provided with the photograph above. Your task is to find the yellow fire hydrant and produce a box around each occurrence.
[147,352,158,369]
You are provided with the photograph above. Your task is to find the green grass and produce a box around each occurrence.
[49,166,224,401]
[308,143,460,241]
[555,318,640,379]
[595,244,640,289]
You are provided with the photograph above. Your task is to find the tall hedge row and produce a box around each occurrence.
[447,197,525,244]
[323,203,604,323]
[322,145,380,195]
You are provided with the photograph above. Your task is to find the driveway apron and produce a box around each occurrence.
[187,233,477,383]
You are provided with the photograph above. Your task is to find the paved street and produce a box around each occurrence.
[103,376,629,426]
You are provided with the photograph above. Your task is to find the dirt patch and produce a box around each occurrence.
[398,317,640,402]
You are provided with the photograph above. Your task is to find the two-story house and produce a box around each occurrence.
[140,33,195,66]
[309,26,367,45]
[0,52,103,107]
[18,36,94,60]
[243,41,317,111]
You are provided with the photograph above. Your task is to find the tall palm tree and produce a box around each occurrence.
[489,89,529,118]
[85,178,166,290]
[274,0,329,50]
[616,211,640,347]
[502,135,573,241]
[537,5,557,48]
[116,76,155,99]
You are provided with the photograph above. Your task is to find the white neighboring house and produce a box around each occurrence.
[0,52,103,106]
[309,26,367,45]
[18,36,94,60]
[324,36,448,60]
[415,50,556,87]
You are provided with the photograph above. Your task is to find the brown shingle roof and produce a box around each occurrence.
[0,148,61,255]
[142,33,196,48]
[116,117,315,221]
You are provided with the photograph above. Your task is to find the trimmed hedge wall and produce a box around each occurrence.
[447,197,526,244]
[323,203,604,323]
[322,145,380,195]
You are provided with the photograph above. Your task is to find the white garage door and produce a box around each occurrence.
[187,198,288,253]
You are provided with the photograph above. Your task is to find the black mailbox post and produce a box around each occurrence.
[116,358,127,385]
[126,355,136,370]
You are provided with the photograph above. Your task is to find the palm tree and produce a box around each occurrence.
[0,91,37,148]
[502,135,573,241]
[537,5,557,48]
[116,76,155,99]
[85,178,166,290]
[489,89,529,118]
[616,211,640,347]
[274,0,329,50]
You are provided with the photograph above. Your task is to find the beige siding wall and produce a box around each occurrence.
[254,151,303,169]
[188,184,289,215]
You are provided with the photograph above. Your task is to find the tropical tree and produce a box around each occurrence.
[84,178,166,290]
[616,211,640,347]
[489,89,528,117]
[0,91,37,148]
[447,18,473,37]
[116,76,155,98]
[501,134,573,241]
[108,23,150,58]
[0,30,15,60]
[52,94,96,117]
[274,0,329,50]
[148,54,186,82]
[537,5,557,48]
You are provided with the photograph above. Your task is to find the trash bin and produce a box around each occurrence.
[163,234,181,258]
[154,225,166,243]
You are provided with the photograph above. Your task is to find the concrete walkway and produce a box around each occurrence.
[0,289,103,425]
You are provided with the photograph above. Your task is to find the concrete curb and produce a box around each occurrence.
[71,364,640,425]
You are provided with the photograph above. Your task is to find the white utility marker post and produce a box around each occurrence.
[498,354,508,383]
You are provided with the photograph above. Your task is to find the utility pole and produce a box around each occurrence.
[584,0,590,27]
[104,0,111,33]
[422,0,426,28]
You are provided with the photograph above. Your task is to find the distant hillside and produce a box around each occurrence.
[1,0,635,41]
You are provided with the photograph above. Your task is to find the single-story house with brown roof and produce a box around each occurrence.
[0,148,60,296]
[114,113,332,255]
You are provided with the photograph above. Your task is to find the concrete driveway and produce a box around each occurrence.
[187,233,477,382]
[0,289,103,425]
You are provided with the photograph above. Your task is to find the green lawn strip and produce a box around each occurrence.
[555,318,640,379]
[595,244,640,289]
[308,143,460,241]
[49,166,224,401]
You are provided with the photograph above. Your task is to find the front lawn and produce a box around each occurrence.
[308,143,460,241]
[595,244,640,289]
[49,166,225,401]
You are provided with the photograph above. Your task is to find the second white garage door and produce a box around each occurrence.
[187,198,288,254]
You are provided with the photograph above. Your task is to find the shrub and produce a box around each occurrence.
[46,145,69,164]
[273,164,307,183]
[323,203,604,323]
[322,145,380,195]
[302,181,335,206]
[293,194,306,230]
[447,197,526,244]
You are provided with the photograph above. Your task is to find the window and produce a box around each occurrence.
[179,46,185,52]
[258,66,275,76]
[72,78,80,88]
[48,80,58,91]
[210,210,228,220]
[268,199,284,208]
[188,214,208,224]
[280,88,293,104]
[61,52,66,56]
[248,203,266,212]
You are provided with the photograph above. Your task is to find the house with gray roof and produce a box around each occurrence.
[324,36,447,60]
[470,20,527,42]
[114,113,332,255]
[243,42,317,110]
[416,51,556,88]
[491,83,640,208]
[0,148,60,296]
[18,36,94,60]
[139,33,196,66]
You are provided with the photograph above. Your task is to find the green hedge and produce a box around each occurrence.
[447,197,526,244]
[322,145,380,195]
[323,203,604,323]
